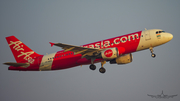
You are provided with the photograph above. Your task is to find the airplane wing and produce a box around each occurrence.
[168,95,178,98]
[49,42,103,58]
[4,62,30,68]
[147,94,156,98]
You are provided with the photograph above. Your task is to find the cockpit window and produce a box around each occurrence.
[156,31,165,34]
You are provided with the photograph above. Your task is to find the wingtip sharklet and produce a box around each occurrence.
[49,42,55,47]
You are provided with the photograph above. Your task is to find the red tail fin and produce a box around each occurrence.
[6,36,41,63]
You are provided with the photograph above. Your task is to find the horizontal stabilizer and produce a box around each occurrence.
[4,62,30,68]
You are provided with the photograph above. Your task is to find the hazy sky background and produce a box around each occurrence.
[0,0,180,101]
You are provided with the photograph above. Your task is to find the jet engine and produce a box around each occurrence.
[101,47,125,60]
[110,53,133,64]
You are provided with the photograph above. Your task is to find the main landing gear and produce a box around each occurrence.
[89,58,106,74]
[89,64,96,70]
[149,47,156,58]
[99,61,106,74]
[89,57,96,70]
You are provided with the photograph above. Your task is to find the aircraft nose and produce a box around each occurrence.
[168,33,173,41]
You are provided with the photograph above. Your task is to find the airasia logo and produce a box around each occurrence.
[8,41,35,64]
[104,49,113,57]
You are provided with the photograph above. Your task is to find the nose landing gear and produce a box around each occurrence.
[151,53,156,58]
[149,47,156,58]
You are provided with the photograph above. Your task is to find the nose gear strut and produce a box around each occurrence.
[149,47,156,58]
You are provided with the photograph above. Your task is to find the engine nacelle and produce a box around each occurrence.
[101,47,125,60]
[110,53,133,64]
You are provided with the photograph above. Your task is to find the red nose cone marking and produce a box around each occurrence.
[104,49,113,57]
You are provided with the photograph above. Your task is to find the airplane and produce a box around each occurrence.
[147,90,178,99]
[4,29,173,73]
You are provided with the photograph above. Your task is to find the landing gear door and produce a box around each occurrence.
[145,31,151,40]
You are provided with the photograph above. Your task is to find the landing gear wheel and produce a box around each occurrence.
[89,64,96,70]
[99,67,106,74]
[151,53,156,58]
